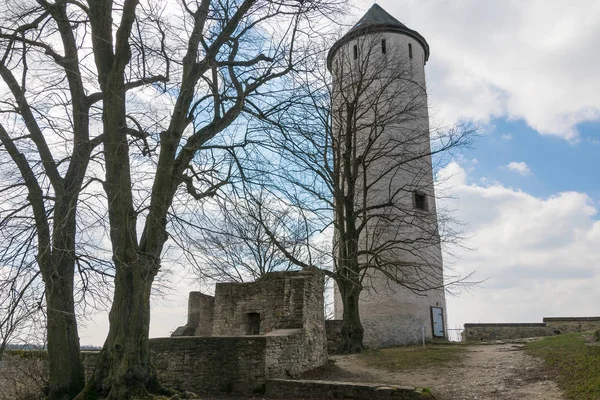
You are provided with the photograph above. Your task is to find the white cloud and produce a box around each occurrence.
[501,134,513,141]
[437,162,600,329]
[503,161,532,176]
[367,0,600,140]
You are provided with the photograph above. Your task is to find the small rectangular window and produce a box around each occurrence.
[408,43,413,59]
[246,312,261,335]
[414,192,427,211]
[381,39,387,54]
[353,44,358,60]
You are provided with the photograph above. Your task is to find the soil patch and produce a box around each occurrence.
[301,343,564,399]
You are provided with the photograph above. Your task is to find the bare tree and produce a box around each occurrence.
[0,0,113,396]
[0,264,43,363]
[248,34,476,353]
[1,0,346,398]
[180,190,309,284]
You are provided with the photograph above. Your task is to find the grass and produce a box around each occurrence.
[359,343,467,371]
[525,332,600,400]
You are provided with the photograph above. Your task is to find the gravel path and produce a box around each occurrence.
[320,343,565,400]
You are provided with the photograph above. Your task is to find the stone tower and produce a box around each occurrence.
[328,4,448,348]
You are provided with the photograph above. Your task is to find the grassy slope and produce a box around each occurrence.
[526,332,600,400]
[359,344,467,371]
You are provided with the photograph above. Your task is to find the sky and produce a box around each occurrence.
[78,0,600,344]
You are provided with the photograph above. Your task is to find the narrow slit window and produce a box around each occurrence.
[408,43,413,59]
[381,39,387,54]
[353,44,358,60]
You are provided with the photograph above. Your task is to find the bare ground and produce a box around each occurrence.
[302,343,565,400]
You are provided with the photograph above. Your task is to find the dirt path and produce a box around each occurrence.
[320,343,564,400]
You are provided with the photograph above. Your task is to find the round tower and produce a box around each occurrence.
[328,4,447,348]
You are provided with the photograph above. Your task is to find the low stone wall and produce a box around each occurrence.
[544,317,600,334]
[151,336,267,393]
[464,316,600,342]
[325,319,343,353]
[82,330,324,394]
[265,379,426,399]
[463,323,551,342]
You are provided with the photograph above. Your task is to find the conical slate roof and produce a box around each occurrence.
[327,4,429,70]
[349,4,408,34]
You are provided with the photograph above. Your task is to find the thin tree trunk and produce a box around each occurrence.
[77,259,169,400]
[336,280,364,354]
[0,341,5,364]
[44,268,85,400]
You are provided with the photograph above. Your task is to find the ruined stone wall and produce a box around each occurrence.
[265,379,425,399]
[212,271,307,336]
[299,269,328,368]
[464,317,600,342]
[463,323,552,342]
[171,292,214,337]
[264,329,306,378]
[150,336,267,393]
[325,319,343,353]
[161,269,327,393]
[191,292,215,336]
[544,317,600,334]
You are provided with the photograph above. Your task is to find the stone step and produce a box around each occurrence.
[265,378,429,399]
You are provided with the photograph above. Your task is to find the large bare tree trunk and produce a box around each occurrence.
[45,271,85,400]
[44,200,86,399]
[79,259,167,400]
[336,277,364,354]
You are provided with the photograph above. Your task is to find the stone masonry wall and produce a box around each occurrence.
[264,329,306,378]
[171,292,214,336]
[325,319,343,353]
[299,269,328,369]
[150,336,266,393]
[82,332,326,394]
[464,323,551,342]
[265,379,425,400]
[161,269,328,393]
[464,317,600,342]
[212,271,307,336]
[190,292,215,336]
[544,317,600,334]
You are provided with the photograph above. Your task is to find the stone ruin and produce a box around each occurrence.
[160,268,327,393]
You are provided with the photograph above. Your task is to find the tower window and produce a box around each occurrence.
[408,43,413,59]
[413,192,428,211]
[353,44,358,60]
[381,39,387,54]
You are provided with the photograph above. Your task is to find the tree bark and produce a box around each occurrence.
[336,279,364,354]
[44,263,85,400]
[43,196,86,400]
[77,258,168,400]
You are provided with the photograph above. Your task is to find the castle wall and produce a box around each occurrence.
[171,292,214,336]
[190,292,214,336]
[299,269,328,368]
[165,269,328,391]
[544,317,600,334]
[325,319,343,353]
[149,336,267,394]
[464,317,600,342]
[464,323,551,342]
[82,328,325,395]
[211,270,317,336]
